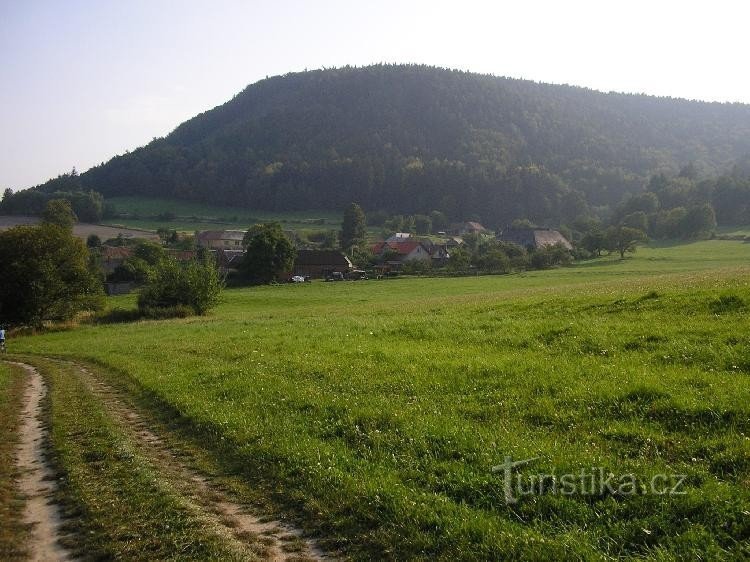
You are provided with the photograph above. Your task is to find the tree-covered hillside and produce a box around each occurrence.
[11,65,750,226]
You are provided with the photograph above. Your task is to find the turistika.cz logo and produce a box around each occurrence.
[491,456,687,504]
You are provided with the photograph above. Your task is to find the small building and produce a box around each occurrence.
[196,230,246,249]
[293,250,353,278]
[498,227,573,250]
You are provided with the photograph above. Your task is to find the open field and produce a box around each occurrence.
[7,239,750,558]
[103,196,343,233]
[0,215,159,241]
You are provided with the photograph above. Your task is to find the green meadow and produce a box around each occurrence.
[12,239,750,558]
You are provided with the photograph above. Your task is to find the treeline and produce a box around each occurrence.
[607,167,750,238]
[7,65,750,229]
[1,170,107,222]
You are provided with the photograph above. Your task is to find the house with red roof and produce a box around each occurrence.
[371,239,432,265]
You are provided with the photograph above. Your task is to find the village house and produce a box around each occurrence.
[372,239,432,264]
[196,230,246,249]
[498,227,573,250]
[293,250,353,278]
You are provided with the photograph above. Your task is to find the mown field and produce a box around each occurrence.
[11,239,750,559]
[103,196,342,233]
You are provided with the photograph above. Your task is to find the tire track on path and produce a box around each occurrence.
[7,361,70,562]
[70,360,330,561]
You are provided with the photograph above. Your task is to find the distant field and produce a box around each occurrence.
[11,239,750,558]
[716,225,750,237]
[102,196,343,233]
[0,215,159,241]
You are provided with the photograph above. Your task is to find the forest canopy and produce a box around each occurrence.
[3,65,750,229]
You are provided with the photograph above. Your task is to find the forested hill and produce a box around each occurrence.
[23,65,750,225]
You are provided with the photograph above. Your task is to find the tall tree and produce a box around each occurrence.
[340,203,366,251]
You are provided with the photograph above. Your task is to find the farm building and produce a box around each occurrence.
[293,250,353,278]
[498,227,573,250]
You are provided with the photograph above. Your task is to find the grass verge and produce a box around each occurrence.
[0,362,29,560]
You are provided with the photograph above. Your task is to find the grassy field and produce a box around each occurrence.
[103,196,342,233]
[10,239,750,558]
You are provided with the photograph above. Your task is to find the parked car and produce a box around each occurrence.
[291,275,305,283]
[346,270,368,280]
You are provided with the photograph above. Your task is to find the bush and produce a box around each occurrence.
[138,256,223,316]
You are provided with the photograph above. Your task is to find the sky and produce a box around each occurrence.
[1,0,749,191]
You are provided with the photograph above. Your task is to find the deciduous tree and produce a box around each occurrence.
[41,199,77,230]
[240,222,296,284]
[605,226,647,259]
[0,225,102,327]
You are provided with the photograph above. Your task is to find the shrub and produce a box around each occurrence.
[138,256,223,316]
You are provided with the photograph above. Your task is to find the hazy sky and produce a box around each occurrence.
[1,0,748,190]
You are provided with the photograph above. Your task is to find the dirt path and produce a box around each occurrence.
[9,362,70,562]
[70,362,329,561]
